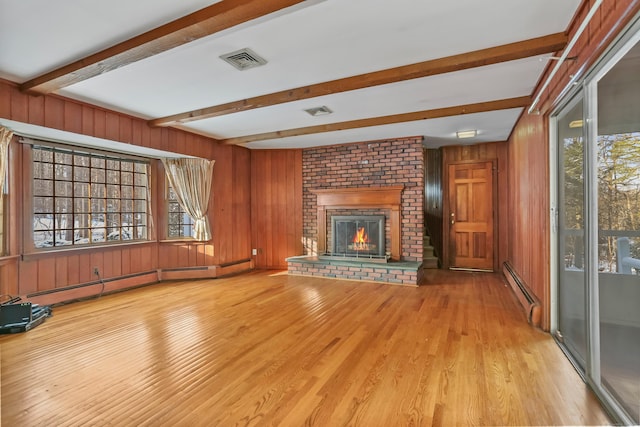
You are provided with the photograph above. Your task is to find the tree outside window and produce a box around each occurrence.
[167,184,195,239]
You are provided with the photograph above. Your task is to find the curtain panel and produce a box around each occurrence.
[161,158,215,241]
[0,126,13,203]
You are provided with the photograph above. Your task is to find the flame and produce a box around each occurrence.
[352,227,369,250]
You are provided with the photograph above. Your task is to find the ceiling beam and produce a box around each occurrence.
[19,0,309,95]
[220,96,531,145]
[151,33,565,127]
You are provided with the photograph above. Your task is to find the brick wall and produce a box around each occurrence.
[303,137,425,261]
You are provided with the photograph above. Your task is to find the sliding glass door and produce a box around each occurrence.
[556,95,587,372]
[554,18,640,425]
[595,38,640,422]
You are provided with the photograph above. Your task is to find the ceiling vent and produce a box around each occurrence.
[220,48,267,71]
[304,106,333,116]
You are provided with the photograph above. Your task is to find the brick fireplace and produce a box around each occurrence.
[287,136,425,286]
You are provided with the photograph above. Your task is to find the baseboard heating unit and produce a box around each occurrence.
[502,262,541,327]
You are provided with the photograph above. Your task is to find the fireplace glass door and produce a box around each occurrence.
[331,215,385,257]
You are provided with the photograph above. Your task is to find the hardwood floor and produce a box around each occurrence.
[1,270,611,426]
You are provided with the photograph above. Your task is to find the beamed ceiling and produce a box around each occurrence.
[0,0,582,149]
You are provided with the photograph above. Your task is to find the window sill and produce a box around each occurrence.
[159,239,207,244]
[22,240,156,261]
[0,254,21,265]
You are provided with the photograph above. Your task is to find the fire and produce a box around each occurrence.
[352,227,369,250]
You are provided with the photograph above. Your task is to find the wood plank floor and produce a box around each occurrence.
[1,270,611,426]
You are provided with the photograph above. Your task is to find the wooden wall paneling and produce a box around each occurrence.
[250,150,260,267]
[37,257,56,291]
[290,150,303,258]
[132,120,143,147]
[275,151,288,267]
[90,251,104,281]
[205,244,214,265]
[10,88,28,122]
[424,148,443,260]
[159,245,178,269]
[119,115,133,144]
[264,152,275,267]
[55,255,69,288]
[251,149,304,269]
[82,105,94,135]
[140,244,153,272]
[185,244,195,266]
[0,81,10,117]
[121,247,131,276]
[64,101,82,133]
[19,260,38,295]
[496,142,509,266]
[94,109,107,139]
[212,144,232,265]
[130,246,143,273]
[281,150,294,266]
[76,252,91,283]
[508,112,549,328]
[0,259,18,297]
[167,129,178,153]
[150,243,159,271]
[196,243,206,265]
[140,120,151,148]
[105,112,120,141]
[44,97,64,129]
[28,95,45,126]
[103,249,114,278]
[160,128,170,152]
[67,254,80,285]
[177,245,189,267]
[233,146,251,262]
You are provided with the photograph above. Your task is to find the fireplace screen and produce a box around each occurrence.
[331,215,385,257]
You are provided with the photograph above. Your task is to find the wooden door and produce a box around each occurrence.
[447,161,494,271]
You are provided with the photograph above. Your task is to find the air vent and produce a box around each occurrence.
[304,106,333,117]
[220,48,267,71]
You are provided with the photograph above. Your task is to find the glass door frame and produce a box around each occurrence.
[550,12,640,425]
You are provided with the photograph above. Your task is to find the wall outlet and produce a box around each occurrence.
[93,267,100,276]
[252,248,257,256]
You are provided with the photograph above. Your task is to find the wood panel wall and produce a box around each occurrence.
[507,0,640,330]
[0,79,252,304]
[507,113,548,327]
[250,149,303,269]
[441,142,509,270]
[424,148,443,261]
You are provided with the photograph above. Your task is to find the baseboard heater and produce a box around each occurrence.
[502,262,541,327]
[26,270,156,298]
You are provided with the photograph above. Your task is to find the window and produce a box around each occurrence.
[32,145,150,248]
[167,184,195,239]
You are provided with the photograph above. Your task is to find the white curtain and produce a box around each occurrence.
[0,126,13,204]
[161,157,215,241]
[145,163,154,239]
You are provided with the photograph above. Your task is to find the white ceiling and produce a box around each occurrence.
[0,0,582,149]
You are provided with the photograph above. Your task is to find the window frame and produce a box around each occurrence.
[25,140,152,252]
